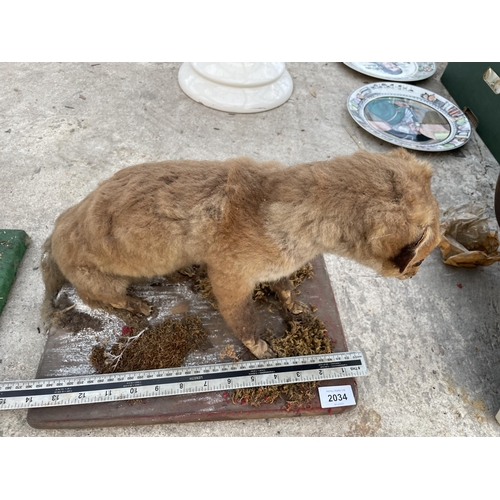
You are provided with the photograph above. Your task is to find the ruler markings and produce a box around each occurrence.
[0,352,367,410]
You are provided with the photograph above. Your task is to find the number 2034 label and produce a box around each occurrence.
[318,385,356,408]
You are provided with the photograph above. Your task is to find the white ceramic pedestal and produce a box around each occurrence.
[178,62,293,113]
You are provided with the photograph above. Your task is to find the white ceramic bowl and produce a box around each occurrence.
[178,62,293,113]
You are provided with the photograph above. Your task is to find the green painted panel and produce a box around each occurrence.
[0,230,30,316]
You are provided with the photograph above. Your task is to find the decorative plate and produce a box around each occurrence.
[347,82,471,152]
[344,62,436,82]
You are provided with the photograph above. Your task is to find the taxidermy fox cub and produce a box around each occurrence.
[42,148,440,358]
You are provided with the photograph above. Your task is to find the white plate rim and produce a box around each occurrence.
[344,62,437,82]
[347,82,471,152]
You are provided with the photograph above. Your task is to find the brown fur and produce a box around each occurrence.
[41,148,440,358]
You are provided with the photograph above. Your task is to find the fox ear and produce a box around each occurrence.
[391,231,426,273]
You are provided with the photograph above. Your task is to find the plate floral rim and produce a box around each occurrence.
[347,82,471,152]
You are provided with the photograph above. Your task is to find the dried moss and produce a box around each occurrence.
[288,262,314,289]
[90,314,208,373]
[191,270,219,310]
[220,344,239,362]
[231,312,335,410]
[272,313,332,356]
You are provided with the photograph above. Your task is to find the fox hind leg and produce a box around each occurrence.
[67,266,152,316]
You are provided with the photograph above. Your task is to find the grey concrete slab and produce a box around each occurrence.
[1,62,499,436]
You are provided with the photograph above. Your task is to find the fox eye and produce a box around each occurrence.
[413,260,423,267]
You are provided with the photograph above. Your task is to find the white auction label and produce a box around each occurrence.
[318,385,356,408]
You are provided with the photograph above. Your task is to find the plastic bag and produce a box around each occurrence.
[439,203,500,267]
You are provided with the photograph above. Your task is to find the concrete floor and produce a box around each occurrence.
[1,62,499,437]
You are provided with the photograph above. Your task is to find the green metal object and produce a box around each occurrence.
[0,230,30,316]
[441,62,500,163]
